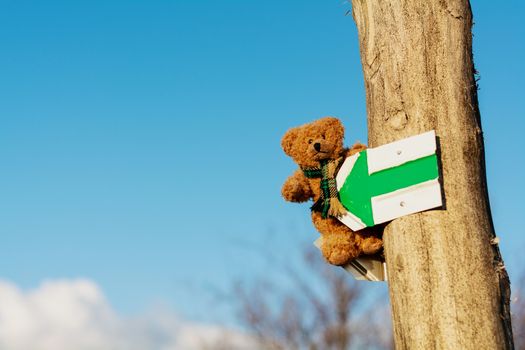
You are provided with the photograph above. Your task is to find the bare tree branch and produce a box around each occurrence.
[230,245,392,350]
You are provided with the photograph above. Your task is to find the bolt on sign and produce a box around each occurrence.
[336,130,442,231]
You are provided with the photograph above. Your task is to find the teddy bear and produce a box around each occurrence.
[281,117,383,266]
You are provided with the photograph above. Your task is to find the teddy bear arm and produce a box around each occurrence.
[347,142,367,157]
[282,170,313,203]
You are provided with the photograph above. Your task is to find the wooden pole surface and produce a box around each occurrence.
[350,1,514,348]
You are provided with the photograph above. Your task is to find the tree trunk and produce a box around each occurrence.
[350,1,514,349]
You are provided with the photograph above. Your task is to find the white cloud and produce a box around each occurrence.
[0,279,253,350]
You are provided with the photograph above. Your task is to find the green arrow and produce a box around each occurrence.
[338,151,439,226]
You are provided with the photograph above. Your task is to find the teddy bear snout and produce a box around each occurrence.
[311,139,331,155]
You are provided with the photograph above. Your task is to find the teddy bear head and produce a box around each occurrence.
[281,117,345,168]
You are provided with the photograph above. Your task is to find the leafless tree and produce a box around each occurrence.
[232,247,393,350]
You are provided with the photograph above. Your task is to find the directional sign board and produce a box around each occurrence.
[344,256,386,281]
[336,130,442,231]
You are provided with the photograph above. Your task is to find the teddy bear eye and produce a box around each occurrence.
[321,134,325,140]
[308,139,313,144]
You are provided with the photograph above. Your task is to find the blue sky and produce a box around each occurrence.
[0,0,524,328]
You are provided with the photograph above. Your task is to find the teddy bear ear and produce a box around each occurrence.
[321,117,345,139]
[281,127,299,156]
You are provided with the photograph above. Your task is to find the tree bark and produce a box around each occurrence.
[350,1,514,349]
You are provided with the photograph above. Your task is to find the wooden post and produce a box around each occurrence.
[350,1,514,348]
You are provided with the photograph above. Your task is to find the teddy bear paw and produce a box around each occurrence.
[360,236,383,255]
[326,249,352,266]
[322,242,359,266]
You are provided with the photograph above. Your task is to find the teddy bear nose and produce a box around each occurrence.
[314,142,321,152]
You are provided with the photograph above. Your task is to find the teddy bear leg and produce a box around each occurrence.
[355,227,383,255]
[311,212,360,266]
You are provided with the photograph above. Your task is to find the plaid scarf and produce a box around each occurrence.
[302,159,342,219]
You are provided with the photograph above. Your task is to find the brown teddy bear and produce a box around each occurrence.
[281,117,383,266]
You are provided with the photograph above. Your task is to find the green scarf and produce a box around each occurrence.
[302,159,344,219]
